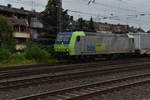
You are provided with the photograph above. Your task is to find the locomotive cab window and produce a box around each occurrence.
[77,36,80,42]
[56,34,71,44]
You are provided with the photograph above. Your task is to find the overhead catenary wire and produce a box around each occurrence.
[2,0,150,16]
[1,0,150,30]
[68,8,150,28]
[65,0,150,20]
[3,0,150,18]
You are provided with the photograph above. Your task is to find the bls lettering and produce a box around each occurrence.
[87,45,95,51]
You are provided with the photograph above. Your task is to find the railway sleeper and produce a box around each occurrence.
[56,94,72,99]
[77,89,94,93]
[86,88,99,91]
[70,91,86,95]
[65,93,80,97]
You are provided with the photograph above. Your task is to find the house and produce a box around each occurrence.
[0,4,44,50]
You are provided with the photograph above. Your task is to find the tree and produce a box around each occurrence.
[88,17,96,32]
[62,10,72,31]
[0,16,15,52]
[137,27,145,33]
[147,30,150,33]
[41,0,57,36]
[40,0,71,45]
[77,18,85,31]
[76,17,96,32]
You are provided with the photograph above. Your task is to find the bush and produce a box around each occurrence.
[0,48,11,61]
[9,53,26,62]
[6,53,37,65]
[38,44,54,55]
[25,44,50,62]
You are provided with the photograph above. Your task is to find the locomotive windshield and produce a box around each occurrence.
[55,32,72,44]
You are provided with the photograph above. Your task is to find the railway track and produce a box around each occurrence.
[0,57,149,73]
[13,73,150,100]
[1,57,150,100]
[1,61,150,91]
[0,57,150,80]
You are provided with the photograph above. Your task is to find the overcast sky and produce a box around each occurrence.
[0,0,150,31]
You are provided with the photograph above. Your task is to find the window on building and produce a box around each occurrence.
[20,26,27,32]
[13,25,19,32]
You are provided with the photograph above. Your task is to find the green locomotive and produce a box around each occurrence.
[54,31,150,58]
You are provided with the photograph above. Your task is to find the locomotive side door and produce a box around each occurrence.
[78,36,85,55]
[75,36,84,55]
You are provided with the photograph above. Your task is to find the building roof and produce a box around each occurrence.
[0,4,35,15]
[8,18,29,26]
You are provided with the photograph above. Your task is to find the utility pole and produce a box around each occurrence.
[57,0,62,32]
[31,0,34,10]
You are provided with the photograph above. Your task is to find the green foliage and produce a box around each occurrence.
[137,27,145,32]
[0,44,58,67]
[0,16,16,51]
[0,16,12,33]
[25,44,51,62]
[41,0,57,35]
[88,17,96,32]
[9,53,26,62]
[77,18,85,31]
[39,0,57,45]
[62,10,72,31]
[0,48,11,61]
[39,0,71,45]
[38,44,54,55]
[147,30,150,33]
[76,17,96,32]
[5,53,36,66]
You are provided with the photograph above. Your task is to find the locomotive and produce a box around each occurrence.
[54,31,150,59]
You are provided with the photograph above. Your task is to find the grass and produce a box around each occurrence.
[0,58,59,67]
